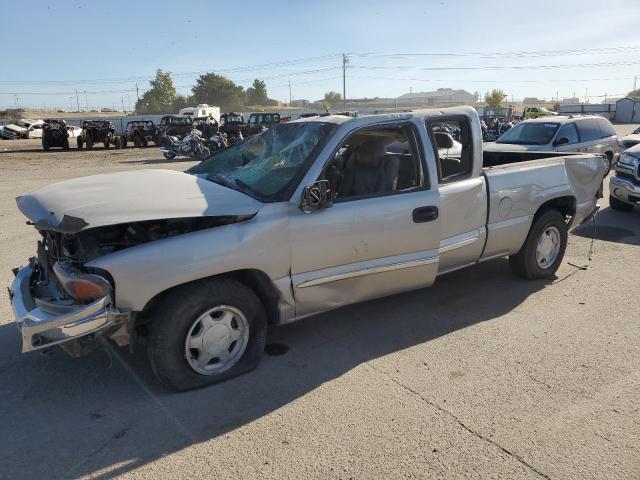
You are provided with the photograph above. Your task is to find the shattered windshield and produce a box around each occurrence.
[187,122,335,202]
[496,122,559,145]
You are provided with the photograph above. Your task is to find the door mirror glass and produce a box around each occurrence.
[300,180,333,213]
[554,136,570,146]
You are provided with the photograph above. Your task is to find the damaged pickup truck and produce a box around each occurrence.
[9,107,606,391]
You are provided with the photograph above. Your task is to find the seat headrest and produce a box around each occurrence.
[355,139,386,168]
[434,132,454,149]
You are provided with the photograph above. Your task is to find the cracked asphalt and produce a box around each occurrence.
[0,130,639,480]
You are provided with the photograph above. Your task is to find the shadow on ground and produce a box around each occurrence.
[0,259,553,479]
[119,157,196,165]
[572,205,640,246]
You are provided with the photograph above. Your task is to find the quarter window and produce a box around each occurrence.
[426,119,473,183]
[556,123,579,144]
[576,119,601,142]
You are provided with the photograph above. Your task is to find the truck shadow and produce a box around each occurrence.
[571,206,640,246]
[0,259,552,479]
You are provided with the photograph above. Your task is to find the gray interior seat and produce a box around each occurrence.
[339,140,399,197]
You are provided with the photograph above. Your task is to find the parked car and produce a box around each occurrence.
[121,120,158,148]
[77,120,120,149]
[485,115,619,173]
[609,143,640,211]
[220,112,245,140]
[41,119,70,150]
[242,112,281,137]
[9,106,606,391]
[0,119,44,139]
[618,126,640,151]
[523,106,557,119]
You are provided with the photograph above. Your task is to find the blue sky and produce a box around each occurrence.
[1,0,639,109]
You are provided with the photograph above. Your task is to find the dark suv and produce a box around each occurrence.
[42,119,70,150]
[77,120,120,149]
[121,120,158,148]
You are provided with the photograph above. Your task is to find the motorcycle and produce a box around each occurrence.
[159,129,210,160]
[207,133,229,152]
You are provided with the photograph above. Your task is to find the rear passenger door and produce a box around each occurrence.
[575,118,605,153]
[555,122,581,153]
[425,117,487,274]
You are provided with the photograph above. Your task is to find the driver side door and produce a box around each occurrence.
[288,122,441,318]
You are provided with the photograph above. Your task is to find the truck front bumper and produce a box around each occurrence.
[610,174,640,206]
[9,260,119,353]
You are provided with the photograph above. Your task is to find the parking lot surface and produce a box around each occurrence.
[1,128,639,480]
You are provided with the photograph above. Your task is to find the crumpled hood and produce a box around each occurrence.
[16,169,263,233]
[483,142,547,152]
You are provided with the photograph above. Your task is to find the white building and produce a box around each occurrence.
[396,88,475,107]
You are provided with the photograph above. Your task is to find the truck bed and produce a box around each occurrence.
[480,152,604,261]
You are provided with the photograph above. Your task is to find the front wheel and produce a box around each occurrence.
[162,151,176,160]
[147,278,267,391]
[509,209,568,280]
[196,146,210,160]
[77,137,84,149]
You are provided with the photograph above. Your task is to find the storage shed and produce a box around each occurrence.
[614,97,640,123]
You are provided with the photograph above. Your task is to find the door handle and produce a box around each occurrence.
[413,206,439,223]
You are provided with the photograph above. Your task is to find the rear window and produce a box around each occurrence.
[596,118,616,138]
[496,122,559,145]
[576,119,601,142]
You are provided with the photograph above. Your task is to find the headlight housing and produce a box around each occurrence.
[617,153,638,169]
[53,260,112,302]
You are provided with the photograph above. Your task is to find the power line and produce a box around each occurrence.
[348,75,639,84]
[350,60,640,72]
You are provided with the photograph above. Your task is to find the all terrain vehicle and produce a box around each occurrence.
[41,119,70,150]
[77,120,121,149]
[121,120,158,148]
[157,115,194,140]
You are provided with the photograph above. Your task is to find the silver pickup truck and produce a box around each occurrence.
[9,107,605,391]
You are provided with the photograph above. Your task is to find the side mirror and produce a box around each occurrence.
[554,136,570,146]
[300,180,333,213]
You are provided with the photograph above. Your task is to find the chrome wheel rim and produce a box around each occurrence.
[184,305,249,375]
[536,226,561,269]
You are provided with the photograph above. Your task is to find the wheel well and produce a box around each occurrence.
[135,269,281,332]
[535,196,576,221]
[604,151,613,160]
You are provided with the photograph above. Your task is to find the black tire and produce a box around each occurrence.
[77,136,84,150]
[609,195,633,211]
[141,137,149,148]
[114,136,122,149]
[603,152,613,176]
[86,136,93,149]
[133,134,142,148]
[147,278,267,392]
[121,137,128,148]
[42,137,49,151]
[63,138,70,150]
[103,139,110,149]
[509,209,568,280]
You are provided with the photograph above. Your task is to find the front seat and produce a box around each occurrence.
[339,139,398,198]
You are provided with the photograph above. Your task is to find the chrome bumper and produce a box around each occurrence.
[9,261,118,353]
[610,174,640,204]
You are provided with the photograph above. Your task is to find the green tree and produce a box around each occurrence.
[191,73,245,110]
[484,89,506,108]
[246,79,268,105]
[171,94,192,112]
[323,91,342,106]
[628,89,640,98]
[135,69,177,114]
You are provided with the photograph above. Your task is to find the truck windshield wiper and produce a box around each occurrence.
[235,179,268,202]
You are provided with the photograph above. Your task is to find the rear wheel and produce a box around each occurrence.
[609,195,633,211]
[114,136,122,149]
[63,138,70,150]
[163,151,176,160]
[42,137,49,151]
[77,136,84,149]
[86,135,93,149]
[147,278,266,391]
[133,134,142,148]
[509,209,568,280]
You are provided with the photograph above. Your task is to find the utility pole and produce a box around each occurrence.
[585,88,588,104]
[127,93,131,112]
[75,89,80,112]
[288,79,292,105]
[342,53,348,111]
[69,97,73,112]
[135,83,140,103]
[634,76,638,92]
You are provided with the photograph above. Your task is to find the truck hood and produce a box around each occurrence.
[16,169,263,233]
[483,142,548,152]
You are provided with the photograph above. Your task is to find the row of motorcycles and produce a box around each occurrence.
[159,129,244,161]
[481,118,514,142]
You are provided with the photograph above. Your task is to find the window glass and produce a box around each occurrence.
[576,119,601,142]
[556,123,579,144]
[496,122,559,145]
[596,118,616,138]
[427,119,473,182]
[325,125,423,201]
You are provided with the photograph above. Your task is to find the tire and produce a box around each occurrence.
[509,209,568,280]
[163,151,176,160]
[141,137,149,148]
[121,137,128,149]
[42,137,49,151]
[103,139,110,149]
[147,278,267,392]
[603,152,613,176]
[609,195,633,211]
[114,136,122,149]
[63,138,70,150]
[133,135,142,148]
[77,137,84,149]
[86,136,93,149]
[196,146,210,161]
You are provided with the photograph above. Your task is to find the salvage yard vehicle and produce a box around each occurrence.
[157,115,193,140]
[121,120,158,148]
[523,106,557,119]
[242,112,281,137]
[77,120,121,149]
[0,119,44,139]
[9,106,606,391]
[618,126,640,151]
[41,119,70,150]
[485,115,619,173]
[609,143,640,211]
[159,128,210,160]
